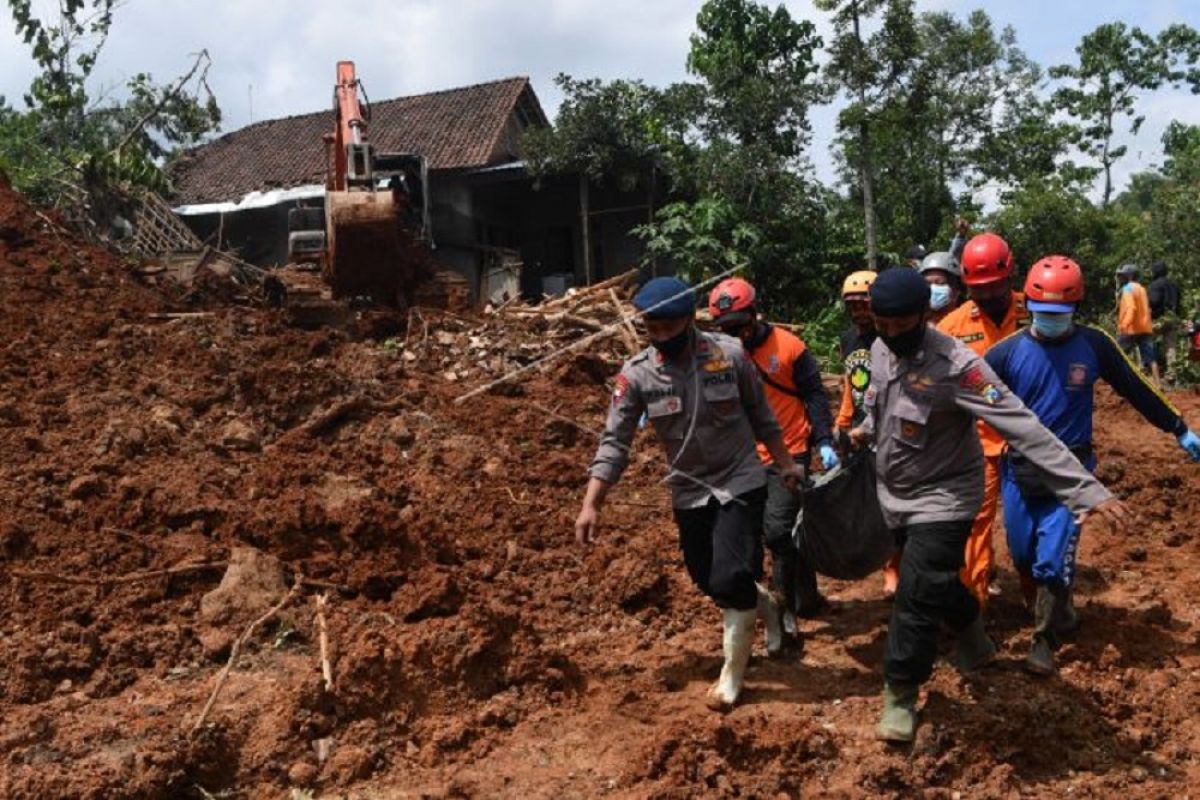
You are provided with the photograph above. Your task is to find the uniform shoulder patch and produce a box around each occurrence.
[960,366,986,391]
[612,374,631,405]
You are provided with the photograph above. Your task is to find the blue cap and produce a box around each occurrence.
[868,267,931,317]
[1026,300,1076,314]
[633,277,695,320]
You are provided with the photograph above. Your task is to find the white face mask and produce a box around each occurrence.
[929,283,953,311]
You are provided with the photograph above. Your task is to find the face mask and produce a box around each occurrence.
[652,326,692,359]
[975,293,1011,320]
[1032,311,1074,339]
[880,323,926,359]
[929,284,953,311]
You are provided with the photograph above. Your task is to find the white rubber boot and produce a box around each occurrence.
[705,608,756,711]
[756,583,784,658]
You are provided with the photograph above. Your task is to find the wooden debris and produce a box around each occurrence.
[314,593,334,693]
[8,561,227,586]
[191,578,304,734]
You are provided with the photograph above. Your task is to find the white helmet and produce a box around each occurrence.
[920,251,961,278]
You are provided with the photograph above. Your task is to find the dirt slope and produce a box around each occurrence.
[1,180,1198,799]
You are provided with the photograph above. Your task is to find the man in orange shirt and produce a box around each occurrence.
[936,233,1028,605]
[1116,264,1159,384]
[710,278,838,646]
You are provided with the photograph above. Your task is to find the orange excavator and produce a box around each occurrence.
[287,61,432,305]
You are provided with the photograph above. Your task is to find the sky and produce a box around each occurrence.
[1,0,1199,202]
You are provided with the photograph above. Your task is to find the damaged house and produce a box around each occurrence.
[170,77,653,303]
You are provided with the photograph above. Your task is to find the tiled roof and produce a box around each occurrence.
[171,77,546,205]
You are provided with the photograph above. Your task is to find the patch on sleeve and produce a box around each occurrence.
[960,366,986,391]
[612,374,630,406]
[979,383,1003,405]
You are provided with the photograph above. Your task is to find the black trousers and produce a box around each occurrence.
[673,487,767,611]
[884,520,980,686]
[764,462,821,613]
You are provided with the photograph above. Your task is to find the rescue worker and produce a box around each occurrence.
[1148,261,1181,383]
[904,245,928,269]
[576,276,806,711]
[936,233,1029,605]
[1116,264,1158,384]
[708,278,838,633]
[835,269,901,595]
[986,256,1200,674]
[920,251,963,326]
[836,271,879,435]
[849,268,1131,742]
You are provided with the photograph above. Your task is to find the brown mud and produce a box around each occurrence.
[1,178,1198,798]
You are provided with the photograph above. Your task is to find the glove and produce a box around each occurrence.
[818,443,840,471]
[1178,429,1200,461]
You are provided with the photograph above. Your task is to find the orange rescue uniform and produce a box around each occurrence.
[748,326,813,463]
[1118,282,1153,336]
[936,292,1028,604]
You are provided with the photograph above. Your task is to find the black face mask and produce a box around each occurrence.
[880,323,926,359]
[975,293,1011,322]
[652,326,692,359]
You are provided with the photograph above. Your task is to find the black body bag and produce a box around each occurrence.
[791,449,894,580]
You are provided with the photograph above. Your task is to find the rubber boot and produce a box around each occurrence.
[1053,585,1079,638]
[876,682,919,742]
[953,615,996,674]
[756,583,785,658]
[1026,585,1065,676]
[795,553,829,618]
[705,608,756,711]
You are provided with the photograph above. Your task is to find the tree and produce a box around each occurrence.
[0,0,221,209]
[815,0,908,268]
[1050,23,1200,207]
[635,0,838,318]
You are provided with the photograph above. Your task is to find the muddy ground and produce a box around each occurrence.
[1,178,1198,799]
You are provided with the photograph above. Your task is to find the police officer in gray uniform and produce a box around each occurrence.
[850,268,1132,742]
[575,276,805,711]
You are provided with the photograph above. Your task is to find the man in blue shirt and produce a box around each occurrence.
[985,255,1200,675]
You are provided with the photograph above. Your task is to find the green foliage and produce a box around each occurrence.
[1050,22,1200,206]
[0,0,221,208]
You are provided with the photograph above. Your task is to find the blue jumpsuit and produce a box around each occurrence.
[985,326,1185,588]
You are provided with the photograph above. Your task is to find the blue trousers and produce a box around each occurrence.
[1000,458,1092,589]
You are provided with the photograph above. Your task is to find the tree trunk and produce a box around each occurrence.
[851,2,880,267]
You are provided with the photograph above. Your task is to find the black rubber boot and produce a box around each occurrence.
[1052,585,1079,638]
[794,551,829,618]
[954,615,996,674]
[876,682,919,742]
[1026,585,1065,676]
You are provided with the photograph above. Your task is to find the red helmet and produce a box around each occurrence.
[709,277,756,321]
[960,233,1014,287]
[1025,255,1084,311]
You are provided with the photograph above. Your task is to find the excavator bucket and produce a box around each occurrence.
[323,190,403,302]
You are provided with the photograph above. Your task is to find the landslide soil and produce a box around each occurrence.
[1,178,1199,799]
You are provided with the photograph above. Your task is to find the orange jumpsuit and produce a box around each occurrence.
[936,293,1028,604]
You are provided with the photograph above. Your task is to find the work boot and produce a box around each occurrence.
[705,608,756,711]
[953,615,996,674]
[876,682,919,742]
[1026,585,1066,676]
[756,583,785,659]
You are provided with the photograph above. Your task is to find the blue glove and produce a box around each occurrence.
[818,443,840,471]
[1178,429,1200,461]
